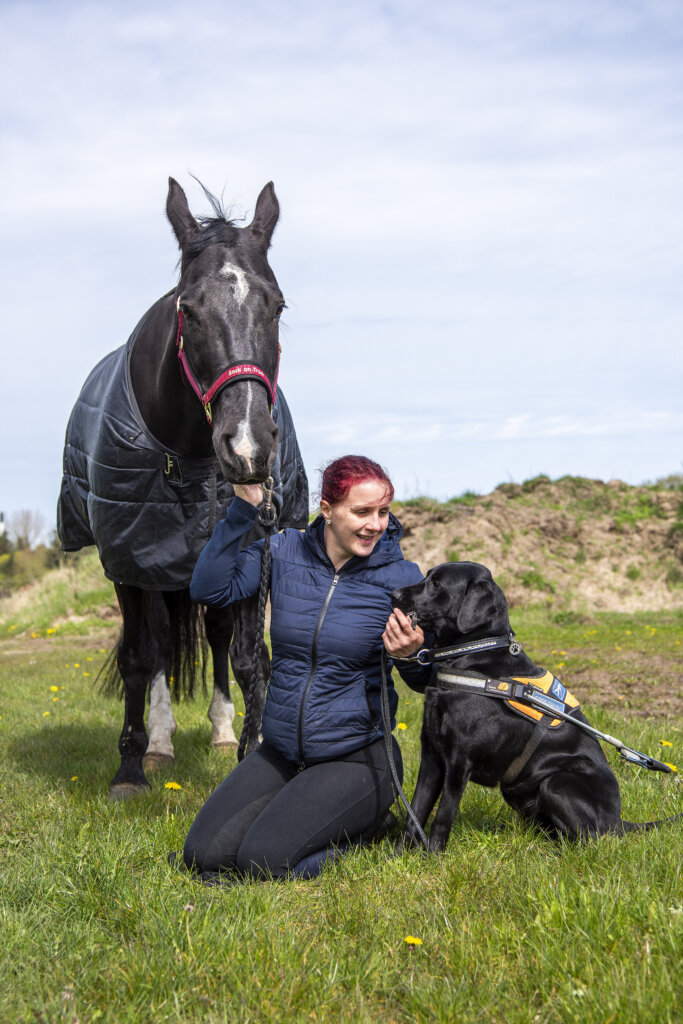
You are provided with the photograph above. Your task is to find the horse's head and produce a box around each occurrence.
[166,178,283,483]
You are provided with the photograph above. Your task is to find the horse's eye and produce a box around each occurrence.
[274,303,286,320]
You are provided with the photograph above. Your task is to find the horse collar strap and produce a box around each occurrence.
[175,299,279,424]
[401,632,521,666]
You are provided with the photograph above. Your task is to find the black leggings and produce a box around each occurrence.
[183,737,402,879]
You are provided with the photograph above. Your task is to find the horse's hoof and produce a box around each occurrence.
[109,781,150,802]
[211,740,239,753]
[142,751,176,773]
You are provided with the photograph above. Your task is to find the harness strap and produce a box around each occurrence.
[500,716,553,785]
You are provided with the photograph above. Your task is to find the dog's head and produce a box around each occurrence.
[392,562,510,644]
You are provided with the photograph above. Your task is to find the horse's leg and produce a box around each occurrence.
[143,593,177,772]
[230,593,270,753]
[203,604,238,749]
[144,670,178,771]
[110,584,168,799]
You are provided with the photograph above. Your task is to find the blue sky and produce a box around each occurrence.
[1,0,682,534]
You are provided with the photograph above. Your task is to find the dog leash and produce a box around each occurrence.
[434,669,673,774]
[380,650,430,850]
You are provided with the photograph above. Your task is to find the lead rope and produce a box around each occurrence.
[237,478,277,762]
[380,650,430,851]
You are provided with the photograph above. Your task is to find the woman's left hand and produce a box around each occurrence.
[383,607,425,658]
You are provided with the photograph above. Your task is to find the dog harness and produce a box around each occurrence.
[434,666,580,727]
[432,667,582,785]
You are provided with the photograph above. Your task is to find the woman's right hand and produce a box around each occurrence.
[233,483,264,507]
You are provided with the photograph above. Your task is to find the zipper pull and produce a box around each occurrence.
[297,761,306,774]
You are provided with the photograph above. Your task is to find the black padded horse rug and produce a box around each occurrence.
[57,301,308,590]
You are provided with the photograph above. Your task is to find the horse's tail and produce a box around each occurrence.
[98,589,208,700]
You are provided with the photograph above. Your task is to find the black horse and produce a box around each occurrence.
[57,178,309,799]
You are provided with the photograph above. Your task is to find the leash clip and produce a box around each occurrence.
[258,476,277,528]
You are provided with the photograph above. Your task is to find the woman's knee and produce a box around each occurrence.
[235,834,289,879]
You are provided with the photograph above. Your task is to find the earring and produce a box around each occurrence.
[325,518,331,525]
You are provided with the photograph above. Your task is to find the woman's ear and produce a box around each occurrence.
[319,499,332,521]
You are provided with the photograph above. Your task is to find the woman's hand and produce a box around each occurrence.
[233,483,264,507]
[383,607,425,659]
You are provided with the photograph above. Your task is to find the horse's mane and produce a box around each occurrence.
[184,178,241,259]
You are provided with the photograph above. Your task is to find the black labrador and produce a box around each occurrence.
[392,561,676,849]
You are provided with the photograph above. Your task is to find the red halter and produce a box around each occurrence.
[175,298,279,425]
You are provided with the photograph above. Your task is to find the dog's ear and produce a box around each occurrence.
[456,578,508,636]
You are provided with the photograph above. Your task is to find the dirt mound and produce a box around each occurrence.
[395,475,683,613]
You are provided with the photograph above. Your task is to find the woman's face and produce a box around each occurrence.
[320,478,392,569]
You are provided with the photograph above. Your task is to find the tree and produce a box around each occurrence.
[8,509,47,551]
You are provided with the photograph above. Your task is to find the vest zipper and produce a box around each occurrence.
[297,572,340,767]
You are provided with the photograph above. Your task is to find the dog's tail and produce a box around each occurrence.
[616,813,683,834]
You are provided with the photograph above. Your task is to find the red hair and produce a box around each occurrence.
[320,455,394,506]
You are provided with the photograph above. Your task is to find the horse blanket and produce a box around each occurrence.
[58,312,309,591]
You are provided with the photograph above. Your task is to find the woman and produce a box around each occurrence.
[182,455,431,882]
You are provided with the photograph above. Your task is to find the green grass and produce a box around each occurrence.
[1,611,681,1023]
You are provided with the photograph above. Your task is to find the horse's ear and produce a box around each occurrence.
[166,177,199,250]
[248,182,279,250]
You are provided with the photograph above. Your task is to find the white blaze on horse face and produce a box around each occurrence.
[208,685,238,747]
[232,382,258,473]
[146,671,177,759]
[220,262,250,306]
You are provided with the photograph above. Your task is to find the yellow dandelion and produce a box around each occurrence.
[397,722,407,731]
[560,650,566,656]
[74,663,80,668]
[660,740,673,748]
[46,628,56,635]
[8,624,16,631]
[86,657,93,662]
[165,781,182,791]
[53,697,59,703]
[557,662,565,668]
[99,648,106,653]
[237,711,244,717]
[615,645,621,651]
[83,672,90,677]
[664,763,678,773]
[71,776,78,781]
[405,936,423,946]
[50,685,59,692]
[43,711,50,717]
[31,632,39,639]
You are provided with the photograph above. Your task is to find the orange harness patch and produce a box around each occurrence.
[505,669,580,728]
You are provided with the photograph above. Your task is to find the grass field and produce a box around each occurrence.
[1,608,681,1023]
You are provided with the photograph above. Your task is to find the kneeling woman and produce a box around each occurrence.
[183,455,430,881]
